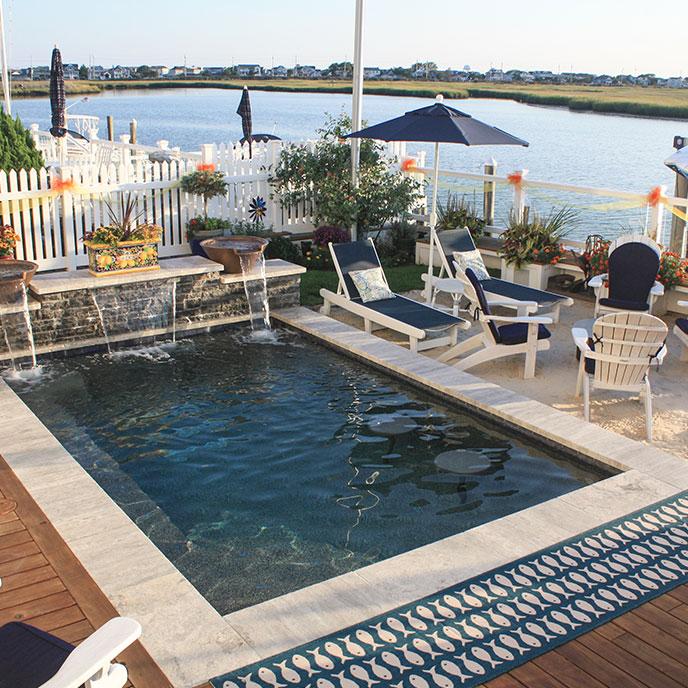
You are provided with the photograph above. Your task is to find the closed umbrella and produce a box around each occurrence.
[236,86,253,158]
[49,46,66,138]
[347,94,528,298]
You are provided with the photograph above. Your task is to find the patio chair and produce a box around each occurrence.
[572,312,668,441]
[437,267,553,378]
[588,235,664,316]
[423,227,573,322]
[674,300,688,361]
[321,239,469,353]
[0,615,141,688]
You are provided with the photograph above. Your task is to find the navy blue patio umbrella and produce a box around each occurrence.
[347,94,528,296]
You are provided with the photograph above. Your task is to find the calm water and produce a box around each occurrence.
[9,328,604,614]
[13,87,685,238]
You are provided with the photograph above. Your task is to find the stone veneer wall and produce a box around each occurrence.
[0,271,300,358]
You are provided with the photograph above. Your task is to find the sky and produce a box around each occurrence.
[5,0,684,77]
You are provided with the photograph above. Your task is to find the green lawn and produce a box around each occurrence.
[300,264,427,306]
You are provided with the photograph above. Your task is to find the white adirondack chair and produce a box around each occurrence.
[674,300,688,361]
[572,312,668,441]
[588,235,664,316]
[0,575,141,688]
[438,267,553,379]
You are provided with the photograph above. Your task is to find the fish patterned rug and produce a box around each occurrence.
[211,491,688,688]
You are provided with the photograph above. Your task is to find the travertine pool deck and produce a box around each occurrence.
[0,305,687,686]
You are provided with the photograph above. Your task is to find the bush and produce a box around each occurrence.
[658,251,688,288]
[436,193,485,239]
[313,225,350,246]
[376,221,418,267]
[265,236,300,263]
[0,110,43,172]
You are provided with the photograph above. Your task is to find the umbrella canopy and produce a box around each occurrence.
[49,47,66,138]
[666,146,688,181]
[236,86,253,158]
[347,98,529,147]
[240,133,281,145]
[347,94,528,301]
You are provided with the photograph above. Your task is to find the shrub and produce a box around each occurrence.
[0,110,43,172]
[313,225,350,246]
[500,206,578,268]
[270,113,422,235]
[376,221,418,267]
[265,236,300,263]
[0,224,20,257]
[436,193,485,239]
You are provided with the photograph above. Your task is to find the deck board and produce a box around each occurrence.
[0,455,172,688]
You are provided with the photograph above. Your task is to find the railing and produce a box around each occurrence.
[412,164,688,258]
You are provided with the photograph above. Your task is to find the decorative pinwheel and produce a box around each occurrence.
[249,196,267,223]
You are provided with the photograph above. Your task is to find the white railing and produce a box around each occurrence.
[412,165,688,258]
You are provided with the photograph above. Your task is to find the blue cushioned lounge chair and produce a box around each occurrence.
[437,268,553,378]
[0,615,141,688]
[321,239,469,353]
[588,235,664,316]
[424,227,573,322]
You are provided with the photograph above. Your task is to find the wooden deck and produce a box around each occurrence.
[0,456,172,688]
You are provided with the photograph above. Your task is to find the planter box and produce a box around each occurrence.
[85,240,160,277]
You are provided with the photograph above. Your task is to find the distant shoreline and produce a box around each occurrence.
[12,78,688,121]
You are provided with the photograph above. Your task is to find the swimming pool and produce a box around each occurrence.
[8,327,607,615]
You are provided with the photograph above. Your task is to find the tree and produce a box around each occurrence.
[135,65,156,79]
[0,110,44,172]
[411,61,438,75]
[78,64,88,80]
[270,114,421,235]
[326,62,353,78]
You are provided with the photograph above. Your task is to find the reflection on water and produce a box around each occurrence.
[9,327,607,614]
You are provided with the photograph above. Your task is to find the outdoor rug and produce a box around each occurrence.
[211,491,688,688]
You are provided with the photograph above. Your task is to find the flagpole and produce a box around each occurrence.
[0,0,11,115]
[425,139,441,302]
[350,0,364,240]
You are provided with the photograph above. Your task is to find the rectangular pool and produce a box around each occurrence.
[8,327,608,615]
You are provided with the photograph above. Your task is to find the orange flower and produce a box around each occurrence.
[196,163,216,172]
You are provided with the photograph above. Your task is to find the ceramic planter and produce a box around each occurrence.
[85,240,160,277]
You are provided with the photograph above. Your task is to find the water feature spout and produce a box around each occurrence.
[20,284,37,368]
[239,254,271,332]
[90,290,112,355]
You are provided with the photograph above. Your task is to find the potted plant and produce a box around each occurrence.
[83,193,162,277]
[180,165,229,257]
[437,193,485,240]
[0,225,20,260]
[500,207,577,268]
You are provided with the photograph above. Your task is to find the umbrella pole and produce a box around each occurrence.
[424,141,441,302]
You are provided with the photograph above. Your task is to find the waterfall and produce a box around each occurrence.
[91,291,112,355]
[20,284,37,368]
[1,324,15,370]
[239,254,271,332]
[171,280,177,343]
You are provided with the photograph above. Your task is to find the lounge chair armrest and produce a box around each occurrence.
[650,281,665,296]
[485,299,538,310]
[41,617,141,688]
[482,314,553,325]
[587,274,606,289]
[571,327,591,352]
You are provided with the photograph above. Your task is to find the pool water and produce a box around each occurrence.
[8,328,606,615]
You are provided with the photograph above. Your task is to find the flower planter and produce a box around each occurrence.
[85,239,160,277]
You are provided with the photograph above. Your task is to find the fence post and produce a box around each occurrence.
[200,143,215,167]
[647,184,667,243]
[483,159,497,227]
[129,119,137,145]
[106,116,114,142]
[511,169,528,224]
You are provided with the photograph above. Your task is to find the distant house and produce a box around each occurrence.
[63,63,80,80]
[236,64,262,77]
[150,65,169,77]
[271,65,288,78]
[485,68,505,82]
[592,74,613,86]
[666,77,688,89]
[294,65,321,78]
[30,66,50,80]
[203,67,226,77]
[363,67,381,79]
[447,70,469,82]
[165,65,201,77]
[531,70,555,81]
[100,65,132,80]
